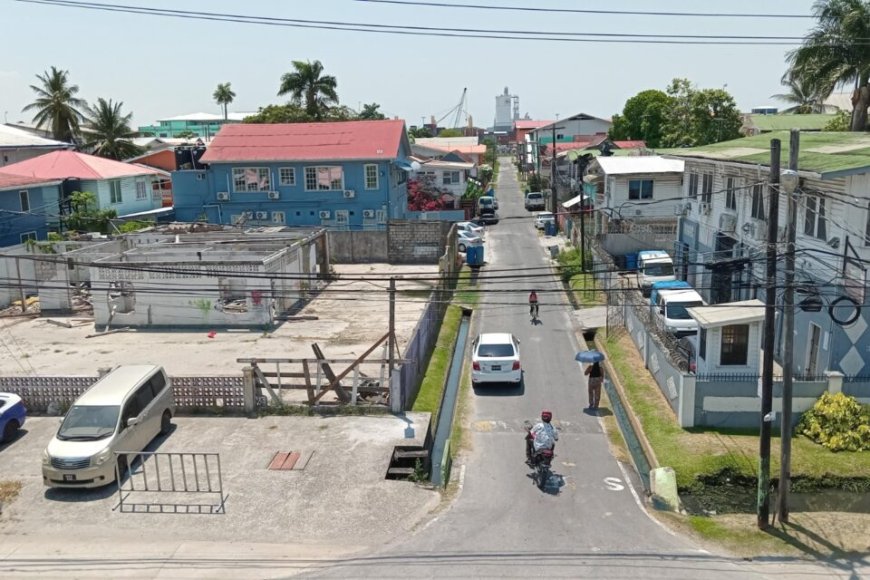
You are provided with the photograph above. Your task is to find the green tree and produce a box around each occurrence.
[22,66,87,142]
[661,78,695,147]
[660,79,742,147]
[213,82,236,121]
[771,71,833,113]
[277,60,339,121]
[65,191,117,234]
[175,130,197,139]
[824,109,852,130]
[359,102,386,120]
[608,89,670,148]
[786,0,870,131]
[436,128,463,137]
[244,104,310,124]
[408,126,433,139]
[83,98,143,160]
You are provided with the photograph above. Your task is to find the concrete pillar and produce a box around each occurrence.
[825,370,844,395]
[390,367,402,414]
[643,328,650,370]
[242,366,256,413]
[678,374,696,428]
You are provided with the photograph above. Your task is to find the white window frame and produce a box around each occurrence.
[19,190,30,212]
[751,183,765,221]
[335,209,350,228]
[701,173,713,205]
[628,179,654,200]
[376,209,387,224]
[109,180,123,204]
[135,180,148,201]
[232,167,271,192]
[442,171,461,186]
[20,231,37,243]
[279,167,296,186]
[688,173,699,199]
[271,211,286,224]
[725,177,737,211]
[364,164,379,190]
[304,166,344,191]
[803,195,827,240]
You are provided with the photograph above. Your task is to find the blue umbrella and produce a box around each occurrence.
[575,350,605,363]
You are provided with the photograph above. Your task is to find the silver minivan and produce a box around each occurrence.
[42,365,175,489]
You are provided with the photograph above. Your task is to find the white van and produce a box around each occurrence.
[42,365,175,489]
[637,250,675,296]
[656,289,705,337]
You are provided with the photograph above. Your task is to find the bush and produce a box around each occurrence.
[797,392,870,452]
[556,247,583,283]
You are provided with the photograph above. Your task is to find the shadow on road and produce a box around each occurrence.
[473,379,525,397]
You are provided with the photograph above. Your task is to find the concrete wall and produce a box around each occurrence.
[388,220,453,264]
[600,233,674,258]
[329,230,389,262]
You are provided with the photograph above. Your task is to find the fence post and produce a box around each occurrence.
[678,374,696,428]
[824,370,844,395]
[391,367,403,414]
[242,366,256,413]
[643,327,651,370]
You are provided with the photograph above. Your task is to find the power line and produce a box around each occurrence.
[354,0,815,19]
[12,0,825,45]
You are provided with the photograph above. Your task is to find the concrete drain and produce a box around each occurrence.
[267,451,313,471]
[386,446,429,480]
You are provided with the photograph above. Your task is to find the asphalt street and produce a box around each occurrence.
[299,159,850,578]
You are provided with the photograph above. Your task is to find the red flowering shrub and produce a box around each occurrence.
[407,179,454,211]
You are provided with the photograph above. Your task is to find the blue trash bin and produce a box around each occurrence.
[625,252,638,271]
[545,221,556,236]
[466,244,484,268]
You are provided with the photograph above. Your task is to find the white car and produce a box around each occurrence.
[471,333,522,387]
[457,230,483,253]
[534,211,555,230]
[456,221,485,238]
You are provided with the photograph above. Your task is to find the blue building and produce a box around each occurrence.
[0,173,61,246]
[171,120,414,229]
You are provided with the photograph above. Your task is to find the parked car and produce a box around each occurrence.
[42,365,176,489]
[457,230,483,253]
[0,393,26,443]
[471,332,522,387]
[456,221,484,238]
[534,211,555,230]
[476,206,499,225]
[480,195,498,210]
[524,191,545,211]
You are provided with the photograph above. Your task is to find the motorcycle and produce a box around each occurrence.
[524,423,555,490]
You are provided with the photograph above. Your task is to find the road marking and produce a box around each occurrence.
[604,477,625,491]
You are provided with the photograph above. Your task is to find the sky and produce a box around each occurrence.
[1,0,821,130]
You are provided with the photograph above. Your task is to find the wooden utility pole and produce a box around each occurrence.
[778,129,801,523]
[388,276,396,372]
[758,138,781,529]
[551,124,557,221]
[16,257,25,313]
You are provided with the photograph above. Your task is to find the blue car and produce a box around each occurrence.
[0,393,26,443]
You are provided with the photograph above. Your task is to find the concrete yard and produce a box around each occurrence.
[0,263,439,377]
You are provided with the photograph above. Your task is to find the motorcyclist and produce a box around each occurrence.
[529,290,539,319]
[526,410,558,463]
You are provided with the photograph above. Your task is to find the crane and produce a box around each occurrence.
[435,88,468,129]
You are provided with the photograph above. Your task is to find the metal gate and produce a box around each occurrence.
[115,451,226,514]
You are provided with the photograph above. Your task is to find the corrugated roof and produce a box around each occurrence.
[613,140,647,149]
[158,112,253,122]
[0,150,163,180]
[657,131,870,178]
[594,156,684,175]
[688,299,765,328]
[414,136,480,148]
[200,120,407,163]
[0,124,71,149]
[514,120,553,130]
[0,172,62,191]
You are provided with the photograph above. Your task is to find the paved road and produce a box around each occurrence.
[301,159,855,579]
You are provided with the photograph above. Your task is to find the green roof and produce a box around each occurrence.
[745,114,836,132]
[656,131,870,179]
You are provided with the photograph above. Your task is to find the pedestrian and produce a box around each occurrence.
[584,361,603,410]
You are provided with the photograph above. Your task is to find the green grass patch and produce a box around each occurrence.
[412,305,463,416]
[454,266,480,307]
[603,333,870,491]
[569,272,603,306]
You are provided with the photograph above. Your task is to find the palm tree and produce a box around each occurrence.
[83,98,143,160]
[278,60,339,120]
[771,73,833,114]
[213,82,236,121]
[786,0,870,130]
[22,66,87,142]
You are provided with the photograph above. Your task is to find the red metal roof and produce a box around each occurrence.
[200,120,407,163]
[613,140,647,149]
[0,150,162,181]
[514,120,553,130]
[0,172,61,190]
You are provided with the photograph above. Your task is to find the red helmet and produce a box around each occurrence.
[541,410,552,422]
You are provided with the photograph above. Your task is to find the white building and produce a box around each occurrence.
[588,156,685,223]
[0,124,72,167]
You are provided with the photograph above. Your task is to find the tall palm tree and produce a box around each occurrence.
[22,66,87,142]
[771,73,833,113]
[213,82,236,121]
[83,98,143,160]
[786,0,870,130]
[277,60,338,121]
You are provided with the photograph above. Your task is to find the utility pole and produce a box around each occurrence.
[551,124,557,219]
[388,276,396,373]
[778,129,801,523]
[758,138,781,529]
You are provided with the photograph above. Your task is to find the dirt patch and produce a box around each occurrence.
[0,481,22,512]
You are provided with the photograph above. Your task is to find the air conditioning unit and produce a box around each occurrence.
[319,210,332,219]
[343,189,356,199]
[267,191,280,200]
[256,211,269,220]
[363,209,375,219]
[719,213,736,233]
[216,191,230,201]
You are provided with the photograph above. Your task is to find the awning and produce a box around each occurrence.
[562,193,590,209]
[394,158,416,172]
[119,207,176,219]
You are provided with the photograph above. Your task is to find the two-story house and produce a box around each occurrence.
[0,150,169,227]
[0,172,62,246]
[171,120,414,230]
[669,131,870,379]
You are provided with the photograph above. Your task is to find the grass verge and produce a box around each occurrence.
[454,266,480,307]
[569,272,604,307]
[412,305,463,418]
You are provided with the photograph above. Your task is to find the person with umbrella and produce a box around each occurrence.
[575,350,605,410]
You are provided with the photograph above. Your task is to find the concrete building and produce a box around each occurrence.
[531,113,612,145]
[411,137,487,166]
[0,124,72,167]
[588,156,685,226]
[493,87,518,132]
[138,112,251,139]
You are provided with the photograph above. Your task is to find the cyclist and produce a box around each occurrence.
[529,290,539,320]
